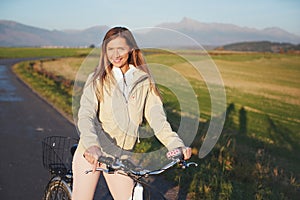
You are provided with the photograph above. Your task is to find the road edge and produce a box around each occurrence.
[8,58,76,126]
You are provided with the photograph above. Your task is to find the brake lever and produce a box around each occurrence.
[111,158,122,170]
[180,160,198,169]
[85,167,110,174]
[186,162,198,167]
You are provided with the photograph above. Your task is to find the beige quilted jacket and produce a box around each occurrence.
[76,66,185,155]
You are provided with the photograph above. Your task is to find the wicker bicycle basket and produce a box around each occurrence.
[42,136,78,175]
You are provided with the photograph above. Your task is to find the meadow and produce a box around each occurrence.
[10,48,300,199]
[0,47,91,58]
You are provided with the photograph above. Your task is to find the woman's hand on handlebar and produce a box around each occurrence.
[83,145,102,173]
[182,147,192,160]
[167,147,192,160]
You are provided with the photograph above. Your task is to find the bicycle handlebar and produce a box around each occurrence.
[85,148,198,177]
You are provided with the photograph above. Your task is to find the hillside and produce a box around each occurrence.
[219,41,300,52]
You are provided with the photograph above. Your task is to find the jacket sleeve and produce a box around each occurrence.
[77,73,101,149]
[144,88,185,151]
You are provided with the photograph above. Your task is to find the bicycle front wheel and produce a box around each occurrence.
[43,178,72,200]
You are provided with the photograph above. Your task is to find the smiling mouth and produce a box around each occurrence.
[113,58,122,63]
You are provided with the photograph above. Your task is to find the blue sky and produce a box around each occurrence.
[1,0,300,35]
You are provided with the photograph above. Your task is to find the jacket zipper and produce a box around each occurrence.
[127,75,148,101]
[122,74,148,144]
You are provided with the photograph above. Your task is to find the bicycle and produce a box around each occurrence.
[85,148,198,200]
[42,136,78,200]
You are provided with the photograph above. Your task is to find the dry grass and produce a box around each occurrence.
[214,58,300,106]
[39,53,300,105]
[40,57,85,80]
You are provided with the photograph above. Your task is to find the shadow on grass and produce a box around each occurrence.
[157,103,300,200]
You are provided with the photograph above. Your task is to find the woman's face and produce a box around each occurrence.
[106,36,131,71]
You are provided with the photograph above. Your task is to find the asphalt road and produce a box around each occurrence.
[0,58,78,199]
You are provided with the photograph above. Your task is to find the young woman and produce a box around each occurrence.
[72,27,192,200]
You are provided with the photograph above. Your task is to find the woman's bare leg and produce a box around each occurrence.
[72,149,100,200]
[103,172,134,200]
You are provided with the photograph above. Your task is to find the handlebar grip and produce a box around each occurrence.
[166,148,183,160]
[122,159,137,170]
[98,156,114,165]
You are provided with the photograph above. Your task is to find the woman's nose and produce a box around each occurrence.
[113,49,120,57]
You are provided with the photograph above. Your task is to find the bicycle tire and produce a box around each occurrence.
[43,177,72,200]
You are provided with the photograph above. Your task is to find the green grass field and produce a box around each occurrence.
[0,47,91,58]
[9,48,300,199]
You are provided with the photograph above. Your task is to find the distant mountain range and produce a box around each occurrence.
[1,17,300,47]
[0,20,109,47]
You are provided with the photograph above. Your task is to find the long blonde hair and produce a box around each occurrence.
[92,27,160,102]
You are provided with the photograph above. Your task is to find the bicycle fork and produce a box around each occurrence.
[130,182,143,200]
